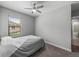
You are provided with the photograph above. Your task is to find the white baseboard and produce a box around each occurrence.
[45,40,71,52]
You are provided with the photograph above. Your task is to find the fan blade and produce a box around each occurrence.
[33,3,36,6]
[36,10,41,13]
[24,8,32,10]
[37,5,44,9]
[32,3,37,9]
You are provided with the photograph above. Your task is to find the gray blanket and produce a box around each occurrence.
[11,39,45,57]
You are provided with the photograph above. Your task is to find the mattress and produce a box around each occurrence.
[11,38,45,57]
[0,35,45,57]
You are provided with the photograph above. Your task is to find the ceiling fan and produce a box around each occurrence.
[24,2,44,14]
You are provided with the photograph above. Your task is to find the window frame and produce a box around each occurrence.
[8,15,21,38]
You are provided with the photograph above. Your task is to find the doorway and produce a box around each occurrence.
[71,3,79,52]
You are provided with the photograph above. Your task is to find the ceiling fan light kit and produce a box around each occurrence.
[24,1,44,14]
[32,9,36,13]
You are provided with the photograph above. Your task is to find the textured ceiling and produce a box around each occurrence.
[0,1,78,17]
[0,1,44,17]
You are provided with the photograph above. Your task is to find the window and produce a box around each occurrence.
[8,16,21,38]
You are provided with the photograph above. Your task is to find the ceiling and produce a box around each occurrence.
[0,1,79,17]
[0,1,44,17]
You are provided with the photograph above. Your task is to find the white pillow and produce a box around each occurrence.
[1,36,13,45]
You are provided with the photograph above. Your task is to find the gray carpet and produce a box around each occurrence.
[31,44,79,57]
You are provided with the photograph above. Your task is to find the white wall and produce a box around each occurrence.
[35,2,71,51]
[0,6,35,37]
[0,8,1,36]
[72,20,79,32]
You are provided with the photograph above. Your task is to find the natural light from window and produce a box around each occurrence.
[8,16,21,38]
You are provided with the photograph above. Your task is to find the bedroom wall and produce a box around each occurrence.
[35,2,72,52]
[0,8,1,37]
[0,6,35,37]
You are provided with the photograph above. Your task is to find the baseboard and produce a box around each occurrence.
[45,40,71,52]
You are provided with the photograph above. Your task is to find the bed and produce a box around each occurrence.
[0,35,45,57]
